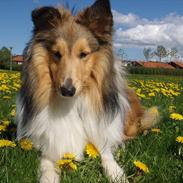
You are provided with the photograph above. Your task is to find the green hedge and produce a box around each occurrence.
[127,66,183,76]
[0,63,22,71]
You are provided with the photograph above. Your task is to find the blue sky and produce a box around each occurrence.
[0,0,183,60]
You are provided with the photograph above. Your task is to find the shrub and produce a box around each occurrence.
[127,66,183,76]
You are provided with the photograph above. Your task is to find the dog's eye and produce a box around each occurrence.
[79,52,88,59]
[53,51,62,61]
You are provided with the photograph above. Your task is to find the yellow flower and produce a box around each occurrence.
[2,120,10,126]
[170,113,183,120]
[63,153,76,160]
[11,109,16,117]
[137,93,146,99]
[176,136,183,144]
[0,125,6,132]
[0,139,16,147]
[56,159,72,169]
[13,83,21,89]
[86,143,99,158]
[151,128,161,133]
[0,120,10,132]
[19,138,33,151]
[2,96,11,100]
[134,160,149,173]
[56,153,77,171]
[67,162,77,170]
[148,92,155,97]
[169,105,176,112]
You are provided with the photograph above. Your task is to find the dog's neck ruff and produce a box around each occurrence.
[17,89,127,161]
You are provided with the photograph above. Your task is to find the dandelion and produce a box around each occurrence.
[86,143,99,158]
[2,96,11,100]
[169,105,176,112]
[68,162,77,170]
[19,138,33,151]
[137,93,146,99]
[11,109,16,117]
[0,120,10,132]
[0,139,16,148]
[63,153,76,160]
[2,120,10,126]
[151,128,161,133]
[13,83,21,89]
[129,79,182,99]
[56,153,77,171]
[148,92,155,97]
[56,159,77,171]
[176,136,183,144]
[134,160,149,173]
[170,113,183,120]
[0,125,6,132]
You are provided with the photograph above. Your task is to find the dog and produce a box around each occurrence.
[16,0,159,182]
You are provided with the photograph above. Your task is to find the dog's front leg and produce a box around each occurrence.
[39,157,60,183]
[101,148,128,183]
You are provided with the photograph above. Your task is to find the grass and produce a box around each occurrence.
[0,72,183,183]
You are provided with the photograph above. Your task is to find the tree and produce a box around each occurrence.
[0,47,11,69]
[143,48,153,61]
[154,45,167,62]
[168,47,178,61]
[118,48,128,60]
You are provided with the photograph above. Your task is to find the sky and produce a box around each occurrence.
[0,0,183,60]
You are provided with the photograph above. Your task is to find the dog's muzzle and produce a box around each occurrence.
[60,78,76,97]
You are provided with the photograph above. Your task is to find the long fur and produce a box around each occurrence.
[16,1,130,182]
[124,88,159,140]
[16,1,158,182]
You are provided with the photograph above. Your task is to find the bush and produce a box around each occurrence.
[0,63,22,71]
[127,66,183,76]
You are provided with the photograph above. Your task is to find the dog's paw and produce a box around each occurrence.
[40,170,60,183]
[102,159,129,183]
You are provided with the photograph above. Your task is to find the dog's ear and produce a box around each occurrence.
[32,6,61,32]
[76,0,113,44]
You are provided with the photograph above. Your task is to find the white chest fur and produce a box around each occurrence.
[19,96,124,162]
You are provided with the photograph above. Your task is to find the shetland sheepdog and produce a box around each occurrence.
[16,0,159,182]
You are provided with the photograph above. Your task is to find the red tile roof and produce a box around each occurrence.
[12,55,23,63]
[136,61,175,69]
[170,61,183,69]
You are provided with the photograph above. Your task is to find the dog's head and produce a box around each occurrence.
[29,0,114,98]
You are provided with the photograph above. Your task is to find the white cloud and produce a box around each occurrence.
[112,10,183,58]
[112,10,149,27]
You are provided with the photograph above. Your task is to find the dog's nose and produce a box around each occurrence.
[60,86,76,97]
[60,78,76,97]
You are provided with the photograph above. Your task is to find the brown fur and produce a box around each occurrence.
[124,88,159,140]
[21,2,119,127]
[124,88,144,139]
[19,2,160,182]
[22,3,158,138]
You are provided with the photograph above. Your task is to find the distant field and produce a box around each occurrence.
[0,71,183,183]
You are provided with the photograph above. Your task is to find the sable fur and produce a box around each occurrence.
[124,88,159,140]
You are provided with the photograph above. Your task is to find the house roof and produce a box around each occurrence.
[12,55,23,62]
[170,61,183,69]
[136,61,175,69]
